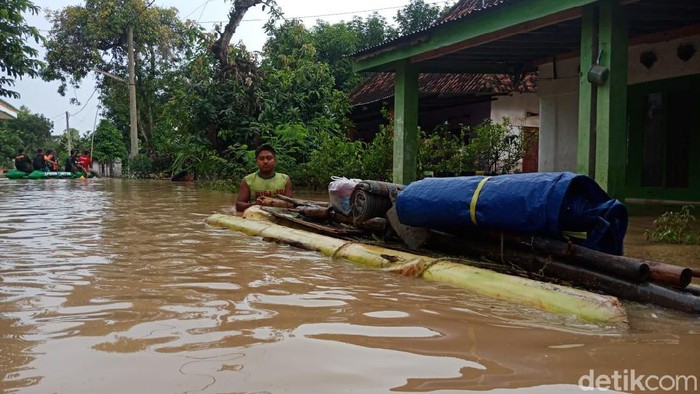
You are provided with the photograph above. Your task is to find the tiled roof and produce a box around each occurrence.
[437,0,516,24]
[349,72,536,106]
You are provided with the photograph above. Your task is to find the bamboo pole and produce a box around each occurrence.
[532,257,700,314]
[453,229,691,288]
[428,232,700,313]
[206,211,627,324]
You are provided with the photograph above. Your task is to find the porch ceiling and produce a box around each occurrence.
[353,0,700,74]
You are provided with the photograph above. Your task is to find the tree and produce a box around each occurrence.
[57,127,84,152]
[92,120,127,163]
[309,21,363,91]
[3,106,54,152]
[41,0,191,154]
[0,126,24,168]
[348,13,396,50]
[260,21,351,135]
[0,0,44,98]
[211,0,280,72]
[394,0,450,36]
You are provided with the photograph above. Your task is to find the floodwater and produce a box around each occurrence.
[0,178,698,394]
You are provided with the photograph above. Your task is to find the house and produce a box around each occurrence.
[349,71,540,172]
[351,0,700,204]
[0,99,18,120]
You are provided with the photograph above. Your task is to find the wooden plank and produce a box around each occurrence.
[260,207,366,237]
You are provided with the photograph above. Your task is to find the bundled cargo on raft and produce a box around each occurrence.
[396,171,628,255]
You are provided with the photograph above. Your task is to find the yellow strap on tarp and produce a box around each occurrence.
[562,230,588,240]
[470,176,491,225]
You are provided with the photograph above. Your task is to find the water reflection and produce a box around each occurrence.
[0,178,698,393]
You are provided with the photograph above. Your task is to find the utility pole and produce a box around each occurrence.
[65,111,71,152]
[127,24,138,159]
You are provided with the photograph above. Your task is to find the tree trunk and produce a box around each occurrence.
[211,0,263,69]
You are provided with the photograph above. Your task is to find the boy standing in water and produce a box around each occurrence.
[235,144,293,212]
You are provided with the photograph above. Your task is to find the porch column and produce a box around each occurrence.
[393,60,419,185]
[577,5,596,176]
[595,0,628,197]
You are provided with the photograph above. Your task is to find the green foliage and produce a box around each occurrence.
[92,120,127,163]
[127,154,152,179]
[56,128,84,152]
[419,125,471,175]
[161,28,262,152]
[464,117,535,174]
[301,124,393,189]
[168,137,246,181]
[1,106,54,152]
[259,21,351,139]
[645,206,700,244]
[0,0,44,98]
[347,13,397,50]
[309,21,363,91]
[303,135,365,189]
[253,20,353,183]
[42,0,191,154]
[0,126,23,168]
[394,0,446,36]
[418,117,535,176]
[361,126,393,181]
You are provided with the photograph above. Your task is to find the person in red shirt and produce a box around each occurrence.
[76,150,92,175]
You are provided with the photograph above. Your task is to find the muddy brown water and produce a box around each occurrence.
[0,178,698,393]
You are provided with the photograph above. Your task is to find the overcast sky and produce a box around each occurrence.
[7,0,452,136]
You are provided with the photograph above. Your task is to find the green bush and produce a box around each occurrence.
[302,134,365,190]
[419,124,470,176]
[361,127,393,181]
[645,205,699,244]
[464,117,535,174]
[128,154,153,179]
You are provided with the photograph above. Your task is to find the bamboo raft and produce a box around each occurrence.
[207,187,700,322]
[206,208,627,324]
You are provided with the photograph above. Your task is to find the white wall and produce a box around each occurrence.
[628,35,700,85]
[537,33,700,173]
[490,92,540,129]
[537,57,580,172]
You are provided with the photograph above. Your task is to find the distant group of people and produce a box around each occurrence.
[14,148,92,174]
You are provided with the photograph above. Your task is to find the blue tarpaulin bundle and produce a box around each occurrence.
[395,172,628,255]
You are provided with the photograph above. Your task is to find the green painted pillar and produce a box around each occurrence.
[393,61,419,185]
[595,0,628,197]
[577,5,596,176]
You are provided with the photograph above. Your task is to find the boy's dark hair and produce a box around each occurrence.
[18,148,25,154]
[37,148,44,154]
[255,144,276,158]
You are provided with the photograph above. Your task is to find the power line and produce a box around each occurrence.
[195,0,453,24]
[69,89,98,117]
